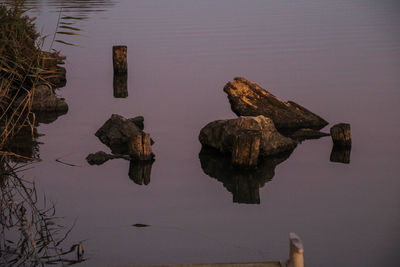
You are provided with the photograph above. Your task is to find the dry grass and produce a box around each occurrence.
[0,1,48,151]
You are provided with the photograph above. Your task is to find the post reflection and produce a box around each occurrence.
[199,147,293,204]
[330,145,351,164]
[128,160,154,185]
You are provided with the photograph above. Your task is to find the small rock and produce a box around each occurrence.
[86,151,114,165]
[330,123,351,147]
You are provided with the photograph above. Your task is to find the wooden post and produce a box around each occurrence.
[330,123,351,147]
[287,232,305,267]
[113,73,128,98]
[129,133,153,160]
[112,45,127,74]
[231,130,261,169]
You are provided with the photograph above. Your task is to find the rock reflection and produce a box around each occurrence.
[128,160,154,185]
[330,145,351,164]
[0,159,85,265]
[199,147,292,204]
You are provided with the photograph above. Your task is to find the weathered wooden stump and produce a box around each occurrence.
[231,130,261,169]
[113,73,128,98]
[330,123,351,147]
[129,133,153,160]
[112,45,127,74]
[128,160,154,185]
[330,145,351,164]
[287,232,304,267]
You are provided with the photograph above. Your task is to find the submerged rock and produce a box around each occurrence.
[14,84,68,114]
[199,115,296,158]
[86,151,115,165]
[223,77,328,130]
[95,114,154,159]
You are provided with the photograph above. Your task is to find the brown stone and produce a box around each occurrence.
[199,115,296,158]
[223,77,328,130]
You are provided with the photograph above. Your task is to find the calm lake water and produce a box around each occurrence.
[6,0,400,266]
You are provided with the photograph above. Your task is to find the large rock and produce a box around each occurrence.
[95,114,154,158]
[199,115,296,157]
[223,77,328,130]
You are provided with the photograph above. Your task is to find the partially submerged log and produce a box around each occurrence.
[199,115,296,159]
[112,45,127,74]
[330,123,351,147]
[223,77,328,130]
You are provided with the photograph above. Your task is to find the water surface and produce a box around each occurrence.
[6,0,400,266]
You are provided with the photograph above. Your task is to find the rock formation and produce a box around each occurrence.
[199,115,296,159]
[94,114,154,160]
[223,77,328,130]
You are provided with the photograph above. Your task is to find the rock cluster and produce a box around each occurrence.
[199,77,331,169]
[94,114,154,160]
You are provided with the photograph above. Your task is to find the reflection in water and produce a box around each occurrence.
[199,148,292,204]
[2,127,41,163]
[24,0,117,14]
[0,159,84,265]
[128,160,154,185]
[330,145,351,164]
[113,73,128,98]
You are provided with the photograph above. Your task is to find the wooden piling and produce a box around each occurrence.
[287,232,304,267]
[129,133,153,160]
[113,73,128,98]
[112,45,127,74]
[232,130,261,168]
[330,123,351,147]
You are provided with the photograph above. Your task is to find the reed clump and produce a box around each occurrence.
[0,1,46,151]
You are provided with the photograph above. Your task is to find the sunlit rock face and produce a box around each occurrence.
[199,147,292,204]
[223,77,328,130]
[199,115,296,157]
